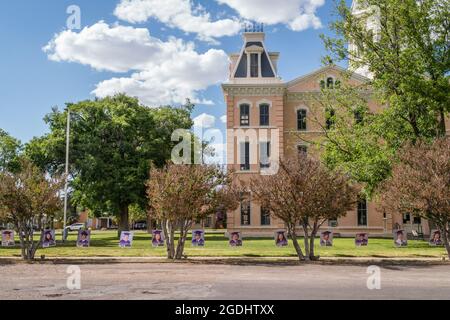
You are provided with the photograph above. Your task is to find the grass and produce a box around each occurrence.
[0,230,447,258]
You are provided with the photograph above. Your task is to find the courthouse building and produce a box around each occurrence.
[221,8,435,237]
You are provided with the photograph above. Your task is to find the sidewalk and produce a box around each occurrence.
[0,255,448,266]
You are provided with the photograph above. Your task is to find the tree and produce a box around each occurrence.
[323,0,449,138]
[380,137,450,258]
[303,81,394,198]
[147,164,240,260]
[0,129,21,173]
[0,159,63,260]
[317,0,449,197]
[25,95,193,236]
[249,154,359,261]
[129,204,147,228]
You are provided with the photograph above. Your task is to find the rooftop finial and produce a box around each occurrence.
[243,22,264,33]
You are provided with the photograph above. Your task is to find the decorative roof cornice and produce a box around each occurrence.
[222,84,286,96]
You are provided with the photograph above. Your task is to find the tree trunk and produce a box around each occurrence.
[438,108,446,137]
[18,226,41,261]
[175,219,192,260]
[309,221,320,261]
[19,229,28,260]
[163,220,175,259]
[118,203,130,238]
[441,225,450,260]
[302,223,310,261]
[309,235,317,260]
[309,229,318,261]
[288,224,305,261]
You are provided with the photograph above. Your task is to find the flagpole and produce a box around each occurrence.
[62,109,70,242]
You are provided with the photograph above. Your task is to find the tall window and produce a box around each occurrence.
[240,104,250,126]
[357,197,368,226]
[297,145,308,155]
[354,110,363,124]
[297,109,307,131]
[320,80,326,90]
[259,104,269,126]
[241,200,251,225]
[260,141,271,168]
[334,79,341,88]
[326,109,335,130]
[327,77,334,89]
[240,141,250,171]
[250,53,259,77]
[261,207,271,226]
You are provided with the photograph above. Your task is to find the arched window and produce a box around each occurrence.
[326,108,335,129]
[240,104,250,126]
[320,80,326,90]
[357,197,368,226]
[297,145,308,155]
[241,200,251,225]
[334,79,341,88]
[239,141,250,171]
[250,53,259,78]
[297,109,307,131]
[261,207,271,226]
[259,104,270,126]
[327,77,334,89]
[259,141,271,168]
[354,110,364,124]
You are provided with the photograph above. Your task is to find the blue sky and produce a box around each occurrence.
[0,0,347,144]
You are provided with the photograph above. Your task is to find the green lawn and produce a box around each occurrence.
[0,230,447,258]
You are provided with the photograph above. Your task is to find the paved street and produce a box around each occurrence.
[0,262,449,300]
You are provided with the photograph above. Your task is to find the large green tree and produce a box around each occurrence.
[303,82,394,197]
[323,0,449,138]
[0,129,21,172]
[25,95,194,235]
[316,0,449,197]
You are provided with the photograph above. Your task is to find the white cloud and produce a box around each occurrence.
[44,22,229,106]
[220,115,227,123]
[193,113,216,128]
[44,22,162,73]
[114,0,242,43]
[216,0,324,31]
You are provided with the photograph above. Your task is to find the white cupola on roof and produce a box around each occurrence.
[228,23,282,84]
[348,0,380,79]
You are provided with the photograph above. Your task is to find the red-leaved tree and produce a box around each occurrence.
[147,164,240,260]
[249,154,359,261]
[381,137,450,258]
[0,159,63,260]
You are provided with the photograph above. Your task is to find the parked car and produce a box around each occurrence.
[65,223,85,232]
[133,221,147,230]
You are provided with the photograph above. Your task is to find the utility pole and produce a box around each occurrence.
[62,109,70,241]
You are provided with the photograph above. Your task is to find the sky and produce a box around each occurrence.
[0,0,348,154]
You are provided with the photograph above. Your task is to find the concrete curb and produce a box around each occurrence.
[0,256,448,266]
